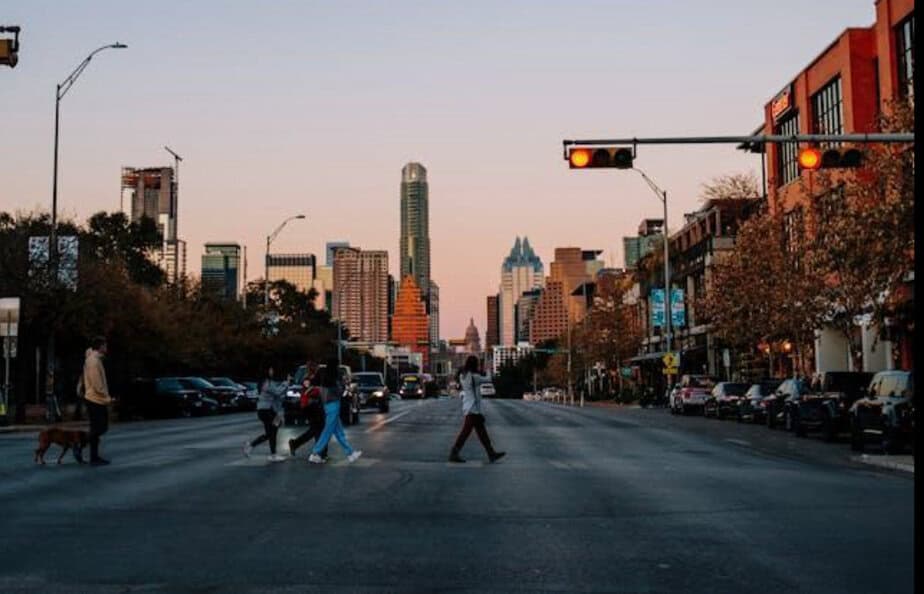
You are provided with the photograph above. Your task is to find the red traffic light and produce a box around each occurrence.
[798,146,863,170]
[568,147,634,169]
[798,148,821,170]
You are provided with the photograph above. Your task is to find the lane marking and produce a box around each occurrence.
[724,438,751,447]
[363,401,425,433]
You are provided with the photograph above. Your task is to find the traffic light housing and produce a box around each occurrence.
[568,146,634,169]
[0,26,20,68]
[798,146,863,171]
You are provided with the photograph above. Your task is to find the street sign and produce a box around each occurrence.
[663,366,678,376]
[620,367,633,378]
[662,352,680,369]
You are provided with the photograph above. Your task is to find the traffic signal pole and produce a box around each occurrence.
[563,133,913,151]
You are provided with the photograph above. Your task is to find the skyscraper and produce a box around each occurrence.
[391,275,430,371]
[332,247,389,343]
[486,294,500,350]
[201,242,241,300]
[499,236,544,345]
[429,280,440,351]
[122,166,186,282]
[267,253,316,293]
[400,163,430,292]
[325,241,350,267]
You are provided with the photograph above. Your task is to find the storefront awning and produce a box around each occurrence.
[628,352,668,363]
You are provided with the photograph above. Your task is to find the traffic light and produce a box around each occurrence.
[798,146,863,171]
[568,146,634,169]
[0,26,20,68]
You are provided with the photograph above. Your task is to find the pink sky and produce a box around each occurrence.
[2,1,877,339]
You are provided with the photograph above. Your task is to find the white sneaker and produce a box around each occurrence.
[268,453,286,462]
[308,453,325,464]
[242,441,253,458]
[347,450,363,463]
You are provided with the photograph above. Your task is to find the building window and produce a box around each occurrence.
[782,207,804,270]
[896,14,915,99]
[812,76,843,145]
[776,112,801,186]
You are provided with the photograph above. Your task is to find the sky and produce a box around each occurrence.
[2,0,878,340]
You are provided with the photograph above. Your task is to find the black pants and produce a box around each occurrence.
[87,401,109,460]
[251,409,279,454]
[290,405,328,456]
[452,413,495,455]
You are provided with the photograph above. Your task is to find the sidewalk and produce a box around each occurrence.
[852,453,914,474]
[0,421,89,434]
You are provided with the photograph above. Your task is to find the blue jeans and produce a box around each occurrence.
[312,401,354,456]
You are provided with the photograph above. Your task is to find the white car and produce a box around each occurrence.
[479,383,496,397]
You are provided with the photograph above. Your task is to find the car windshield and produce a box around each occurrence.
[180,377,214,390]
[156,378,184,391]
[209,377,236,387]
[687,376,716,388]
[722,383,750,396]
[355,374,384,387]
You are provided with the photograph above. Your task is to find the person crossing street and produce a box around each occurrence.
[448,355,505,464]
[243,366,287,462]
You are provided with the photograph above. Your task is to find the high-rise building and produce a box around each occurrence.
[486,294,500,350]
[332,247,389,343]
[391,275,430,370]
[267,253,316,293]
[325,242,350,267]
[400,163,430,295]
[201,242,241,300]
[122,166,186,283]
[529,247,602,344]
[464,318,482,354]
[499,236,544,345]
[313,265,333,312]
[529,280,568,344]
[623,218,664,269]
[516,288,542,344]
[429,280,440,351]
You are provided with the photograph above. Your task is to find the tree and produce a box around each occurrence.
[802,99,914,369]
[700,172,760,202]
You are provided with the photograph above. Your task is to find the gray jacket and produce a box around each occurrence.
[256,379,286,414]
[460,372,489,415]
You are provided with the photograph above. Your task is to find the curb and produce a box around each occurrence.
[852,454,915,474]
[0,422,89,434]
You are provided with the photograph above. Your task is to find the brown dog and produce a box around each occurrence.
[34,427,89,465]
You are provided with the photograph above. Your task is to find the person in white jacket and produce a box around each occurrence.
[449,356,505,464]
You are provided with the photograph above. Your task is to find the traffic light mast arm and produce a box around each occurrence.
[562,132,914,157]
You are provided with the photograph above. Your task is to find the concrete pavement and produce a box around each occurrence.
[0,398,913,593]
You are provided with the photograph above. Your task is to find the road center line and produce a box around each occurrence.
[363,402,422,433]
[724,438,751,447]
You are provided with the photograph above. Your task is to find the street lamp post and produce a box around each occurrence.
[264,215,306,307]
[47,42,126,414]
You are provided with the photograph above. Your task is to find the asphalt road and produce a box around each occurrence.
[0,398,914,593]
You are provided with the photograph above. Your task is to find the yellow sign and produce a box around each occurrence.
[663,367,679,376]
[662,352,680,369]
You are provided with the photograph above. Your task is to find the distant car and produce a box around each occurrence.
[737,380,782,423]
[850,370,914,454]
[120,377,207,420]
[353,372,390,413]
[667,385,683,413]
[208,377,249,411]
[398,375,426,399]
[179,377,239,413]
[672,375,717,415]
[479,382,496,397]
[236,380,260,410]
[703,382,750,419]
[789,371,873,439]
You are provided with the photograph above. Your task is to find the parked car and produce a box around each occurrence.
[667,384,683,414]
[850,370,914,454]
[789,371,873,439]
[479,382,496,397]
[764,377,809,429]
[120,377,210,420]
[179,377,240,413]
[671,375,717,415]
[703,382,750,419]
[737,380,782,423]
[353,371,390,413]
[398,374,426,399]
[236,380,260,410]
[208,377,249,411]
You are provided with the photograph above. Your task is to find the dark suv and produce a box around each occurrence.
[789,371,873,440]
[180,377,240,413]
[120,377,211,420]
[850,370,914,454]
[764,378,808,430]
[353,372,390,413]
[737,379,782,423]
[703,382,750,419]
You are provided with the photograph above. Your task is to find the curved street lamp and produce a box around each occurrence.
[265,214,306,307]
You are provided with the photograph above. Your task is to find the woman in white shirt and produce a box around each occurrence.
[449,356,506,463]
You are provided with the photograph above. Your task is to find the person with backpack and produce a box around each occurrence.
[308,358,362,464]
[243,366,287,462]
[288,361,328,459]
[449,355,505,464]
